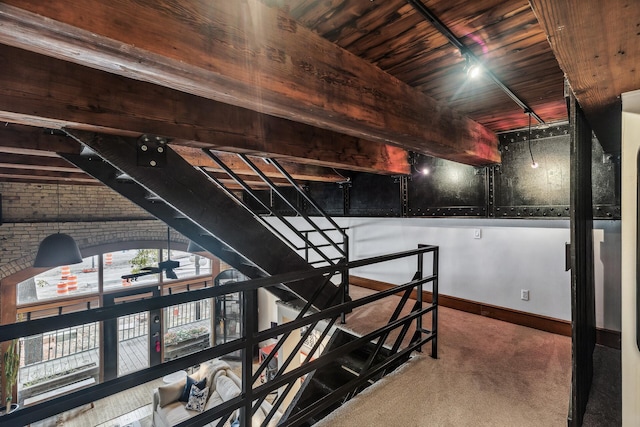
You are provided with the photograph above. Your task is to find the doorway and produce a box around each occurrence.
[102,285,162,380]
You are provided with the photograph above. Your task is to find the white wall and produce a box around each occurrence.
[621,89,640,426]
[263,216,620,330]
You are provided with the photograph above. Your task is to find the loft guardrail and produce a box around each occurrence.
[0,244,438,427]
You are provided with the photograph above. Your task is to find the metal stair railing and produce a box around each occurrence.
[200,150,351,321]
[200,150,348,268]
[249,244,438,425]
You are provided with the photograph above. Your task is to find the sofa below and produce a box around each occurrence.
[152,359,281,427]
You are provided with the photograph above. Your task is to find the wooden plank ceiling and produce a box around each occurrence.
[0,0,634,186]
[531,0,640,153]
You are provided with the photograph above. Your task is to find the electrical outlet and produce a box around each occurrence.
[473,228,482,239]
[521,289,530,301]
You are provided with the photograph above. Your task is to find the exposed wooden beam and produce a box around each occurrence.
[173,147,345,183]
[0,124,347,185]
[0,125,80,154]
[0,152,78,172]
[531,0,638,153]
[0,168,97,184]
[0,1,499,165]
[0,46,409,175]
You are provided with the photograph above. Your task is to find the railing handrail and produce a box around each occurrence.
[240,154,346,259]
[200,149,348,265]
[2,245,438,427]
[202,150,337,265]
[268,158,348,240]
[0,245,437,342]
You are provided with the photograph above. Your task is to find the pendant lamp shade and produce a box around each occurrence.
[34,232,83,268]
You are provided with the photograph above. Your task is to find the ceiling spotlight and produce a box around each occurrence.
[467,63,482,79]
[464,55,482,79]
[421,167,430,175]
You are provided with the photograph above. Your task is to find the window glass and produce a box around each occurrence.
[164,299,211,362]
[18,321,100,404]
[17,256,100,304]
[164,250,211,280]
[103,249,160,291]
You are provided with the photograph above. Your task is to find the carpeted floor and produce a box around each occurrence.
[28,285,620,426]
[316,303,573,427]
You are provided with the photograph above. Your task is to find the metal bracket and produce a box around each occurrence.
[399,176,409,217]
[343,184,350,216]
[137,134,168,167]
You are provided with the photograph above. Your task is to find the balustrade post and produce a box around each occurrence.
[432,247,438,359]
[416,244,425,352]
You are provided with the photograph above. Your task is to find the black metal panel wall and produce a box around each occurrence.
[494,123,619,219]
[347,173,402,217]
[242,189,271,215]
[271,186,302,216]
[496,126,570,210]
[592,136,621,219]
[243,187,302,216]
[246,123,619,220]
[407,156,486,217]
[306,182,345,216]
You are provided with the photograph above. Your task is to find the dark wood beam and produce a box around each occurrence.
[0,1,499,165]
[0,152,77,171]
[531,0,638,153]
[0,168,96,184]
[0,124,346,185]
[0,125,80,154]
[0,46,409,175]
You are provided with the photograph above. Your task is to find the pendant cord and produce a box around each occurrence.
[527,113,536,165]
[57,182,61,233]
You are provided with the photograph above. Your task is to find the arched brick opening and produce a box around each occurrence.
[0,220,188,283]
[0,222,211,326]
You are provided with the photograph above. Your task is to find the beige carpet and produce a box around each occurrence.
[316,303,572,427]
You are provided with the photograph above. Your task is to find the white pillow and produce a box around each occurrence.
[216,374,241,402]
[157,378,186,407]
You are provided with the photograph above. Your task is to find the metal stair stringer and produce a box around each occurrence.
[61,130,340,309]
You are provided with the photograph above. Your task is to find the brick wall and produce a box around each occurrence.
[1,182,153,222]
[0,182,184,282]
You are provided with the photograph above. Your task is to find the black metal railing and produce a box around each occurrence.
[164,300,211,330]
[117,312,147,341]
[199,152,348,267]
[20,322,99,366]
[0,244,438,427]
[199,151,351,322]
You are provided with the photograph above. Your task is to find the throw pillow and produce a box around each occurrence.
[185,384,209,413]
[179,375,207,402]
[199,360,231,398]
[158,378,187,407]
[217,374,241,402]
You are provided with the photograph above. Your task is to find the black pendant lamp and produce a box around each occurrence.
[34,233,83,267]
[34,184,83,268]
